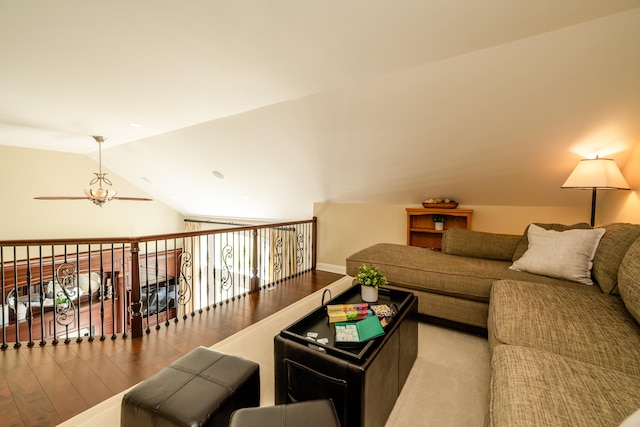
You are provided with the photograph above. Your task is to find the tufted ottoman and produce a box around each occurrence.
[121,347,259,427]
[228,399,340,427]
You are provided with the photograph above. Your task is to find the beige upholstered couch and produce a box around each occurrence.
[346,223,640,426]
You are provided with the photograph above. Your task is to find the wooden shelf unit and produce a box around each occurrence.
[4,293,119,342]
[0,247,124,343]
[1,247,183,342]
[406,208,473,250]
[122,249,181,330]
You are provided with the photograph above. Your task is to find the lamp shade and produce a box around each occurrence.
[561,157,630,189]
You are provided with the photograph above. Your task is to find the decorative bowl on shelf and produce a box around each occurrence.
[422,202,458,209]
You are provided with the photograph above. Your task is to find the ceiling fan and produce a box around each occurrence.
[34,135,153,206]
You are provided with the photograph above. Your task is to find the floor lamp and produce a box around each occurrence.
[561,156,630,226]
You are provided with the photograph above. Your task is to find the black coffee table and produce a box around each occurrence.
[274,285,418,427]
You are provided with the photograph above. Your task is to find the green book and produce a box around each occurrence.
[335,315,385,343]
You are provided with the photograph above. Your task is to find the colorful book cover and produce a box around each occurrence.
[327,303,368,312]
[326,303,372,323]
[328,309,373,323]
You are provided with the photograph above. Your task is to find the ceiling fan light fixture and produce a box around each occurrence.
[82,136,117,206]
[35,135,153,206]
[84,187,116,206]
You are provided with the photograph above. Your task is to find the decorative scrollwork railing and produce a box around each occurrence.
[272,235,284,278]
[177,251,192,319]
[52,262,78,344]
[0,217,316,348]
[296,231,306,268]
[220,244,234,292]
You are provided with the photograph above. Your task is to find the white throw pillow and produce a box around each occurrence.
[510,224,605,285]
[619,407,640,427]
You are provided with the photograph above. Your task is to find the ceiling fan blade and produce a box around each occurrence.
[112,197,153,201]
[34,196,90,200]
[35,196,152,202]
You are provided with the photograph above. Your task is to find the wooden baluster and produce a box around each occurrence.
[130,242,143,338]
[250,229,260,293]
[312,216,317,270]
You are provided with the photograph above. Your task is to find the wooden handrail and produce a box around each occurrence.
[0,218,317,247]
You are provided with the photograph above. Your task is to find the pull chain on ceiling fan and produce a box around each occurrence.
[34,135,152,206]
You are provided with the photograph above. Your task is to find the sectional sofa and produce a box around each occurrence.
[345,222,640,426]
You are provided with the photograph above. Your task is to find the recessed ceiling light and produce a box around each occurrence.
[128,123,142,128]
[212,170,224,179]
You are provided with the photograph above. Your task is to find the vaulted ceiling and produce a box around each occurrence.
[1,1,639,220]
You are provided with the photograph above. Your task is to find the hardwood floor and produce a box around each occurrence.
[0,270,344,427]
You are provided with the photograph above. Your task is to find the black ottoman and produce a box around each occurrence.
[228,399,340,427]
[121,347,259,427]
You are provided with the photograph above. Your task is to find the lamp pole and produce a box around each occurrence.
[590,188,597,227]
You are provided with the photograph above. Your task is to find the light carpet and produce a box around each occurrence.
[59,276,490,426]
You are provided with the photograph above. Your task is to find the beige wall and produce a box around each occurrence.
[314,141,640,270]
[0,145,184,240]
[600,142,640,225]
[3,141,637,264]
[314,202,598,268]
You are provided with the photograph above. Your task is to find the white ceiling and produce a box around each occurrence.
[2,1,640,220]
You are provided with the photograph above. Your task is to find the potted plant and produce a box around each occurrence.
[55,295,69,312]
[355,264,388,303]
[432,214,447,231]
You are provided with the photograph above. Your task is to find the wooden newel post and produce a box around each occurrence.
[250,228,260,293]
[130,242,143,338]
[312,216,317,270]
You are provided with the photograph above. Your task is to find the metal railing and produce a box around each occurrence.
[0,218,316,349]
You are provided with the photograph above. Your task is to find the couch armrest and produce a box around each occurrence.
[441,228,522,261]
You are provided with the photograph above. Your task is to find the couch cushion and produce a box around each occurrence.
[346,244,599,303]
[488,280,640,376]
[441,228,522,261]
[347,244,498,301]
[385,284,491,328]
[510,224,605,285]
[593,223,640,294]
[488,345,640,427]
[619,236,640,325]
[512,222,592,262]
